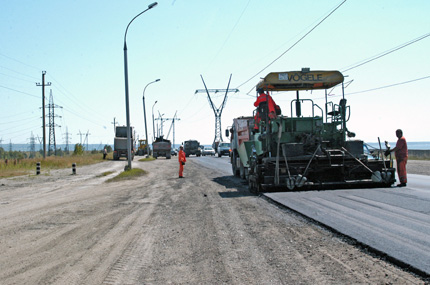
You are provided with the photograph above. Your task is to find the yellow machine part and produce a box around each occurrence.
[256,70,344,92]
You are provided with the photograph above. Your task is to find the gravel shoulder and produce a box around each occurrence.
[0,158,426,284]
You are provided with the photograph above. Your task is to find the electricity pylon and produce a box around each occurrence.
[195,74,238,147]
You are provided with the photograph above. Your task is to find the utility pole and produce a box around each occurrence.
[111,117,118,134]
[165,111,180,149]
[195,74,239,147]
[46,90,62,156]
[36,71,51,159]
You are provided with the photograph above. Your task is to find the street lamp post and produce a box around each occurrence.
[123,2,158,170]
[143,79,160,158]
[152,101,158,142]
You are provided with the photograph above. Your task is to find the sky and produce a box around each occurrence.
[1,0,429,150]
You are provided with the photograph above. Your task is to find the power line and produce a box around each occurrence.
[47,74,108,124]
[0,85,39,99]
[0,72,37,83]
[0,65,40,81]
[206,0,251,69]
[341,32,430,73]
[345,75,430,96]
[236,0,348,89]
[0,52,41,71]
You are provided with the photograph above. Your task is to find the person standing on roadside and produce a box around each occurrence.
[387,129,408,187]
[178,145,186,178]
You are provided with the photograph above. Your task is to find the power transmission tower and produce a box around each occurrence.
[195,74,239,147]
[46,90,62,156]
[83,130,91,151]
[36,71,51,159]
[63,127,72,154]
[154,111,166,138]
[165,111,180,148]
[36,135,42,151]
[77,130,83,145]
[29,132,36,158]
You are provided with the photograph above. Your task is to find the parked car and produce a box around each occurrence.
[202,147,215,156]
[171,148,178,156]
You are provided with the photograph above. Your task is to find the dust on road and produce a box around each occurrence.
[0,158,426,284]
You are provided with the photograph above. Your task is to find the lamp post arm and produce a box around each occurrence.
[124,3,157,47]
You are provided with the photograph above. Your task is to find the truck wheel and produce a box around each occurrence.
[240,161,246,179]
[231,153,240,177]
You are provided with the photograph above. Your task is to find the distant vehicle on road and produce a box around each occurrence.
[152,136,171,159]
[217,142,231,157]
[137,139,150,156]
[183,140,201,157]
[113,126,135,160]
[202,147,215,156]
[171,148,178,156]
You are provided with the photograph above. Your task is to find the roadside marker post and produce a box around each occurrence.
[72,163,76,175]
[36,162,41,175]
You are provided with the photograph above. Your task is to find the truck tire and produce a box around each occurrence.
[231,152,240,177]
[240,161,246,179]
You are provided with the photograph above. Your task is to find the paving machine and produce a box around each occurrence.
[227,69,395,193]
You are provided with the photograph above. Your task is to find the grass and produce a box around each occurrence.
[106,168,147,183]
[138,156,156,162]
[97,171,115,177]
[0,153,113,178]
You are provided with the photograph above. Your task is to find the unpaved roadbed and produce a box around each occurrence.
[0,158,427,284]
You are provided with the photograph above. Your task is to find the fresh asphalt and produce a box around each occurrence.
[194,156,430,276]
[265,174,430,276]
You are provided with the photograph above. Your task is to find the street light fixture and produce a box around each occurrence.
[152,101,158,142]
[123,2,158,170]
[143,79,160,158]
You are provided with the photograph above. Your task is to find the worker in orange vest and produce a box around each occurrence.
[178,145,186,178]
[254,89,280,130]
[386,129,408,187]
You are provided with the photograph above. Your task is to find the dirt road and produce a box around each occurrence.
[0,158,426,284]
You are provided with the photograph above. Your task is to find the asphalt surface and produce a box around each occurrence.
[265,174,430,275]
[195,157,430,276]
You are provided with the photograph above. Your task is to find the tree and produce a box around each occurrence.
[73,143,84,155]
[103,145,112,153]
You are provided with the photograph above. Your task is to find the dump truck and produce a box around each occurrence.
[113,126,135,160]
[183,140,201,157]
[227,69,395,193]
[152,136,171,159]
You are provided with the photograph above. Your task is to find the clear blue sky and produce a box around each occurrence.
[1,0,429,149]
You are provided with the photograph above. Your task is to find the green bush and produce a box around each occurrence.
[73,143,84,155]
